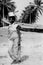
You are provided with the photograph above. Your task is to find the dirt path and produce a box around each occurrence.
[0,28,43,65]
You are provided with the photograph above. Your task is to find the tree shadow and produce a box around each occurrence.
[11,55,29,64]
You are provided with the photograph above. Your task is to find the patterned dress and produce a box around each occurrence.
[8,24,21,61]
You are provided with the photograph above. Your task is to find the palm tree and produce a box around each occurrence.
[0,0,16,26]
[21,0,43,23]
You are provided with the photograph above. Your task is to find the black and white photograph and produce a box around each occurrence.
[0,0,43,65]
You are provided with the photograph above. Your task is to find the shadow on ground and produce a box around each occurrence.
[11,55,29,64]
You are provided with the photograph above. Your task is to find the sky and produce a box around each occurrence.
[14,0,34,19]
[12,0,43,25]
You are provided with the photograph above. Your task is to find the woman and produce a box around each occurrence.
[8,23,22,63]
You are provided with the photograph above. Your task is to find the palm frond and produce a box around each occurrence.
[21,0,43,24]
[0,0,16,16]
[38,9,42,15]
[34,0,41,6]
[31,7,39,23]
[21,5,39,23]
[41,2,43,4]
[0,0,16,26]
[39,7,43,12]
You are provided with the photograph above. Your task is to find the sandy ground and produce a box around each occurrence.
[0,28,43,65]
